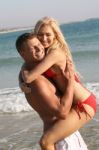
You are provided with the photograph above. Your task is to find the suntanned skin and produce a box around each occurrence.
[20,60,73,131]
[18,36,74,123]
[17,35,95,150]
[24,75,61,131]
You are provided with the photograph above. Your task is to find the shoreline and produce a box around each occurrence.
[1,17,99,35]
[0,27,32,34]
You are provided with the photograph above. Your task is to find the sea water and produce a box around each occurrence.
[0,18,99,150]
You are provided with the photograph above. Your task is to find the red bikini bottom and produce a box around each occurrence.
[74,94,97,119]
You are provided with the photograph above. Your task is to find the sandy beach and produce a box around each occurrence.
[0,111,42,150]
[0,108,99,150]
[80,107,99,150]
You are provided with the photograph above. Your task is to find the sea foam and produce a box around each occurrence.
[0,82,99,113]
[0,87,32,113]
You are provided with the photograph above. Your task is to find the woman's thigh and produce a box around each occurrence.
[42,108,92,143]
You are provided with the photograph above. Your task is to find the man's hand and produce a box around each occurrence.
[63,58,74,82]
[57,105,67,119]
[58,58,74,118]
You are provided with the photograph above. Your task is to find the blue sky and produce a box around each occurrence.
[0,0,99,29]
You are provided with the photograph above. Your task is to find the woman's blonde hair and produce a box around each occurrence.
[34,17,71,54]
[34,16,79,77]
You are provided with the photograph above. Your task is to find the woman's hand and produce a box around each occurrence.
[20,82,31,93]
[21,69,30,83]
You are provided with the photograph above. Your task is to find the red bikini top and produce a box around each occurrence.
[43,69,81,84]
[43,69,56,78]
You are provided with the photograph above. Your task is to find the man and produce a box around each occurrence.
[16,33,88,150]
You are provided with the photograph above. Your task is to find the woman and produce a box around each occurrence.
[21,17,97,150]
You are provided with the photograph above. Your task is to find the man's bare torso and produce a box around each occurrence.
[24,75,60,130]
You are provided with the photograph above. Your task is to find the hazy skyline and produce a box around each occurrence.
[0,0,99,29]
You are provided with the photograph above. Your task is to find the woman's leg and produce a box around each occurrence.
[40,106,94,150]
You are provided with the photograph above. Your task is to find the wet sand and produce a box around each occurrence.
[0,111,42,150]
[0,109,99,150]
[80,108,99,150]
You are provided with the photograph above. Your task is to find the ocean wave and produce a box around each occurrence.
[72,49,99,54]
[0,87,32,113]
[0,56,23,66]
[0,49,99,63]
[0,83,99,113]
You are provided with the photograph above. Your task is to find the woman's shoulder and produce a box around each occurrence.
[48,47,65,56]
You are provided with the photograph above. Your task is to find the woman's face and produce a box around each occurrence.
[37,25,55,48]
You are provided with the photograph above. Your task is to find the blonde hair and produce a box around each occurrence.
[34,16,79,77]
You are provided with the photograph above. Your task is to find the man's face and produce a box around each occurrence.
[21,37,45,62]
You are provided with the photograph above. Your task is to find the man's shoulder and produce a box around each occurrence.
[29,75,47,89]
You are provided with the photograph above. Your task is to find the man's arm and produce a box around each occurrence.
[24,75,67,119]
[59,59,74,118]
[29,76,61,115]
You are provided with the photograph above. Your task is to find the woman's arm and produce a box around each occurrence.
[22,49,62,83]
